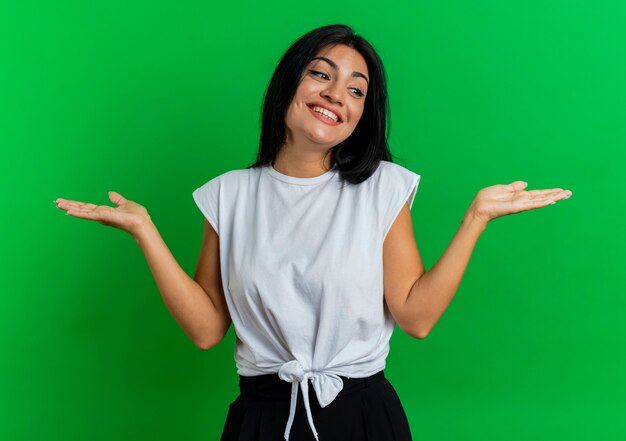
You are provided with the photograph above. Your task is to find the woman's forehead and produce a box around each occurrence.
[309,44,369,76]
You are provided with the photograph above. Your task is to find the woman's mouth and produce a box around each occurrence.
[307,105,342,126]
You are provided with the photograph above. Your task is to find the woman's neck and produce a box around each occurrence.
[272,144,334,178]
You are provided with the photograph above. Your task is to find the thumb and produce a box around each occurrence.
[508,181,528,192]
[108,191,128,206]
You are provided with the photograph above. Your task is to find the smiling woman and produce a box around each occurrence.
[190,24,570,441]
[206,25,417,441]
[251,24,392,183]
[284,44,369,150]
[55,22,572,441]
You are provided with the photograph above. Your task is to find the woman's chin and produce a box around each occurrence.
[305,128,342,145]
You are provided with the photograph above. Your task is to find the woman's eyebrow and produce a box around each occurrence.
[311,56,369,85]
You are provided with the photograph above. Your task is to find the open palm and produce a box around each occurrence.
[54,191,151,236]
[471,181,572,223]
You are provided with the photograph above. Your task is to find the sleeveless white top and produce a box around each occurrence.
[192,160,421,440]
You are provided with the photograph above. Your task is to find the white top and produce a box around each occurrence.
[192,160,421,440]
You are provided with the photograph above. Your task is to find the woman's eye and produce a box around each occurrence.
[350,88,365,97]
[309,70,329,80]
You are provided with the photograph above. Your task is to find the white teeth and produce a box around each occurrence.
[312,106,339,122]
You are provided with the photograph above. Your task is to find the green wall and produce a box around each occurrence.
[2,0,624,439]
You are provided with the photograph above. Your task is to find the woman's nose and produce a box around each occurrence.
[321,85,343,104]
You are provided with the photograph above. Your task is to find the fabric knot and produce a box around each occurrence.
[278,359,308,383]
[277,360,344,441]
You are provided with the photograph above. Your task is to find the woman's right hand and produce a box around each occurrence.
[55,191,152,237]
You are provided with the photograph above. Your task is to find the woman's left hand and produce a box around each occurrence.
[468,181,572,224]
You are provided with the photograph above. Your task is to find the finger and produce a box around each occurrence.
[507,181,528,192]
[511,198,554,213]
[526,189,563,198]
[56,200,99,211]
[55,198,89,208]
[518,195,567,211]
[552,190,572,201]
[66,208,104,221]
[55,199,81,211]
[71,202,100,210]
[534,190,572,202]
[109,191,127,206]
[523,191,573,205]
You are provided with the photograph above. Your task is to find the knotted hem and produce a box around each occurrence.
[219,370,413,441]
[277,360,344,440]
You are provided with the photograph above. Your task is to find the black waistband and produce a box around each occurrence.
[237,370,386,402]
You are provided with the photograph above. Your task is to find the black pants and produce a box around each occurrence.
[220,370,413,441]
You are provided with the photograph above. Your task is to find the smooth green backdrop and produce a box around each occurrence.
[2,0,624,440]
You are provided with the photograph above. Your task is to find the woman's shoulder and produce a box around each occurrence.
[378,159,417,173]
[371,160,421,183]
[198,165,261,187]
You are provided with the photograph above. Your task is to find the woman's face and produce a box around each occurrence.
[284,44,369,151]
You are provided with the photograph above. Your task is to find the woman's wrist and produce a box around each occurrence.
[463,201,489,232]
[131,215,157,244]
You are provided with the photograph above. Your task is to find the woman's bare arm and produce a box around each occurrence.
[56,191,230,350]
[383,205,484,339]
[134,218,231,350]
[383,181,572,339]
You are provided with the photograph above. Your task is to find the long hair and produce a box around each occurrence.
[247,24,393,185]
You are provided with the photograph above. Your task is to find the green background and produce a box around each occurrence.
[2,0,624,439]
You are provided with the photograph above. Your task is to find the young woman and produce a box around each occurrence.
[55,24,572,441]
